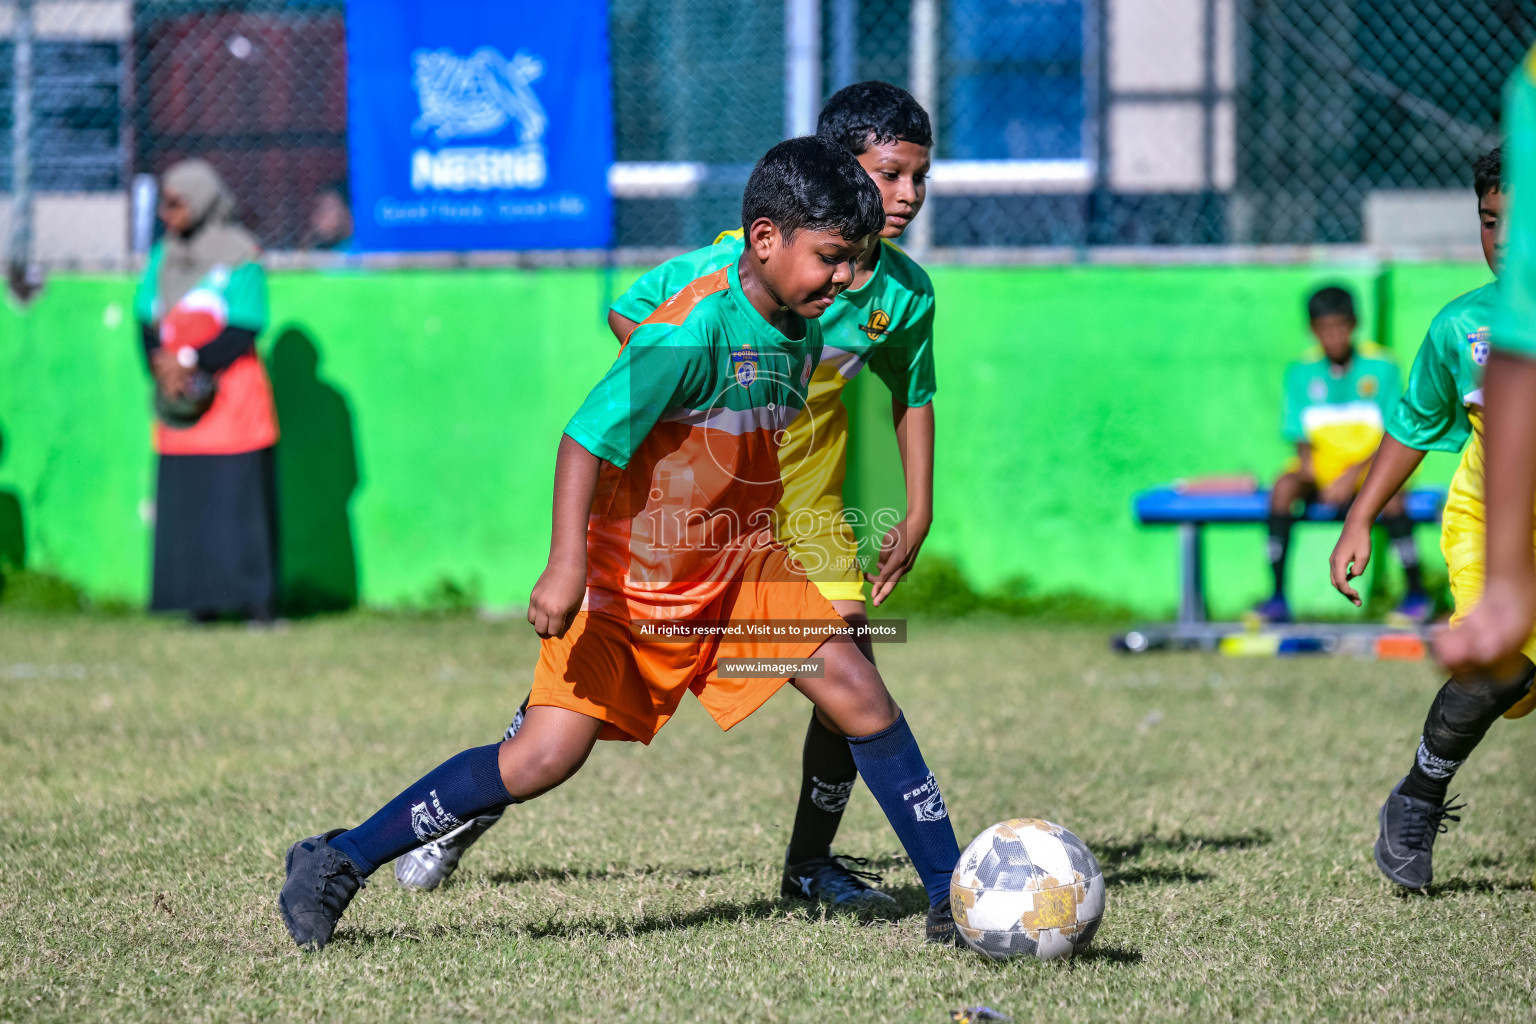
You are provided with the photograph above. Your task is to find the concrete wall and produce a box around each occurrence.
[0,259,1493,616]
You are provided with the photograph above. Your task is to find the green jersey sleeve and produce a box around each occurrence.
[133,244,163,325]
[1386,327,1469,452]
[563,324,715,468]
[610,260,682,324]
[224,262,269,333]
[867,299,937,406]
[610,233,744,325]
[1279,363,1308,443]
[1497,50,1536,359]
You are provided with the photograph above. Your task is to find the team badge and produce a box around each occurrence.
[1308,379,1327,402]
[860,309,891,341]
[801,353,813,387]
[732,343,759,386]
[1469,327,1491,366]
[1359,375,1378,397]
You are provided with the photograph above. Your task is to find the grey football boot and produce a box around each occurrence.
[279,828,367,950]
[1374,776,1463,890]
[394,699,526,892]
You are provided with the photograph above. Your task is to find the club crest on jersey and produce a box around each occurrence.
[732,344,759,386]
[1308,379,1327,402]
[860,309,891,341]
[1469,327,1491,366]
[1359,375,1378,397]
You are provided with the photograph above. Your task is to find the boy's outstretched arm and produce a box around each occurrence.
[1437,352,1536,670]
[869,399,934,607]
[528,434,602,638]
[1329,436,1426,605]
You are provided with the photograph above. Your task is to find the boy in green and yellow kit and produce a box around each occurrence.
[1328,146,1535,890]
[1440,48,1536,677]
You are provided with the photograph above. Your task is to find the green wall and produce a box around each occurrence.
[0,260,1495,617]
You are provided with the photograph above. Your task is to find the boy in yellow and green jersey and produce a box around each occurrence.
[1440,48,1536,676]
[1328,146,1536,890]
[395,82,939,912]
[1255,285,1421,624]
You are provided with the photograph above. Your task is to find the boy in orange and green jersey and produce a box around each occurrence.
[280,137,967,952]
[1440,48,1536,676]
[394,82,938,912]
[1328,146,1535,890]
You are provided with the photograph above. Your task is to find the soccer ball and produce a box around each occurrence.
[950,818,1105,961]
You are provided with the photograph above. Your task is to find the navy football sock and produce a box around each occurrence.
[847,713,960,906]
[330,743,513,875]
[786,711,859,865]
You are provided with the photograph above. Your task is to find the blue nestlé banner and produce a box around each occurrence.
[346,0,612,250]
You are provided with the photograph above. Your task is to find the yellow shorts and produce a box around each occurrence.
[1441,489,1536,718]
[776,506,867,605]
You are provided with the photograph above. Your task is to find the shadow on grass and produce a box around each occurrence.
[521,890,924,940]
[1075,944,1143,965]
[339,887,929,947]
[1103,865,1212,885]
[1090,829,1272,863]
[483,863,725,886]
[1426,875,1533,896]
[520,896,787,939]
[1086,829,1267,887]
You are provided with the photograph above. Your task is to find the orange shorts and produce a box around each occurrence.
[530,544,840,743]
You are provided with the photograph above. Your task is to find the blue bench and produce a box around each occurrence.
[1133,486,1445,624]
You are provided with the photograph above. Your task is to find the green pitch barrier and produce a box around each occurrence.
[0,260,1493,616]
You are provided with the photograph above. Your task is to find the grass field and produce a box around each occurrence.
[4,615,1536,1023]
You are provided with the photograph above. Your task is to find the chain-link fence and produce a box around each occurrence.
[1,0,1531,274]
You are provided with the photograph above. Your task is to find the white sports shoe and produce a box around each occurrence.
[394,812,504,891]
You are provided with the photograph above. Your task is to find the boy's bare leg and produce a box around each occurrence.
[1259,470,1316,620]
[280,706,601,948]
[792,636,959,938]
[496,705,603,801]
[1379,491,1431,620]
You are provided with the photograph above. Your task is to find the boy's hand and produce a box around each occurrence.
[868,518,928,607]
[1329,521,1372,606]
[151,348,192,397]
[527,558,587,639]
[1436,576,1536,673]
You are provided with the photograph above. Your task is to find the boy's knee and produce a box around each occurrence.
[1436,661,1536,735]
[498,734,589,801]
[822,646,898,728]
[1270,473,1306,510]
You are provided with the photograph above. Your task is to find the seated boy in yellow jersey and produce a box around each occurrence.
[1328,147,1536,891]
[394,84,939,913]
[1441,51,1536,677]
[1254,285,1424,624]
[279,138,967,952]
